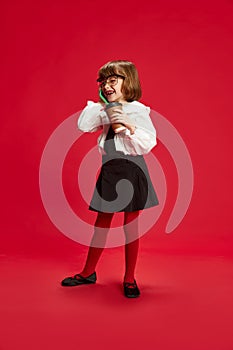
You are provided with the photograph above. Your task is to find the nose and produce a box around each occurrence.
[104,82,111,89]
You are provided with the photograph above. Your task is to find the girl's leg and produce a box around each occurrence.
[123,211,140,283]
[80,212,114,277]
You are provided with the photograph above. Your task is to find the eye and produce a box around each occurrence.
[109,78,117,84]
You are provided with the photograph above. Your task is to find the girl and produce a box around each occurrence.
[61,60,159,298]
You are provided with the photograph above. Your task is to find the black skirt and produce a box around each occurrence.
[89,126,159,213]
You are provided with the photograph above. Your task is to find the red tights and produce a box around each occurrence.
[80,211,140,283]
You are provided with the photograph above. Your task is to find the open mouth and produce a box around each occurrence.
[104,90,115,96]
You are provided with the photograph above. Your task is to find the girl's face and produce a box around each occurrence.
[100,75,126,103]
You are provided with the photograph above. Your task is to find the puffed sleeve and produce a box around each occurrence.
[77,101,108,132]
[115,104,157,155]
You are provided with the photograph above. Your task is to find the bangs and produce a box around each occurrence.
[97,62,125,82]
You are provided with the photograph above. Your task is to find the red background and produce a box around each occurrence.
[1,1,233,349]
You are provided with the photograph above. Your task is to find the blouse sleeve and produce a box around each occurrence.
[116,105,157,155]
[77,101,107,132]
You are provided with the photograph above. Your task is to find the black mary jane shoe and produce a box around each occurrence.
[61,272,97,287]
[123,279,140,298]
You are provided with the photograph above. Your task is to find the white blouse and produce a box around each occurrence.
[77,100,157,156]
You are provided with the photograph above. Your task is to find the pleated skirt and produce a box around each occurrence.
[89,153,159,213]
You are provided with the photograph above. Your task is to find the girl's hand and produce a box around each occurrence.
[110,109,136,135]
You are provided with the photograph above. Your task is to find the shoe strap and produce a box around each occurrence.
[73,274,85,280]
[73,273,95,281]
[124,281,137,288]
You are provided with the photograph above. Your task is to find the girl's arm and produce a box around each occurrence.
[77,101,106,132]
[113,105,157,155]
